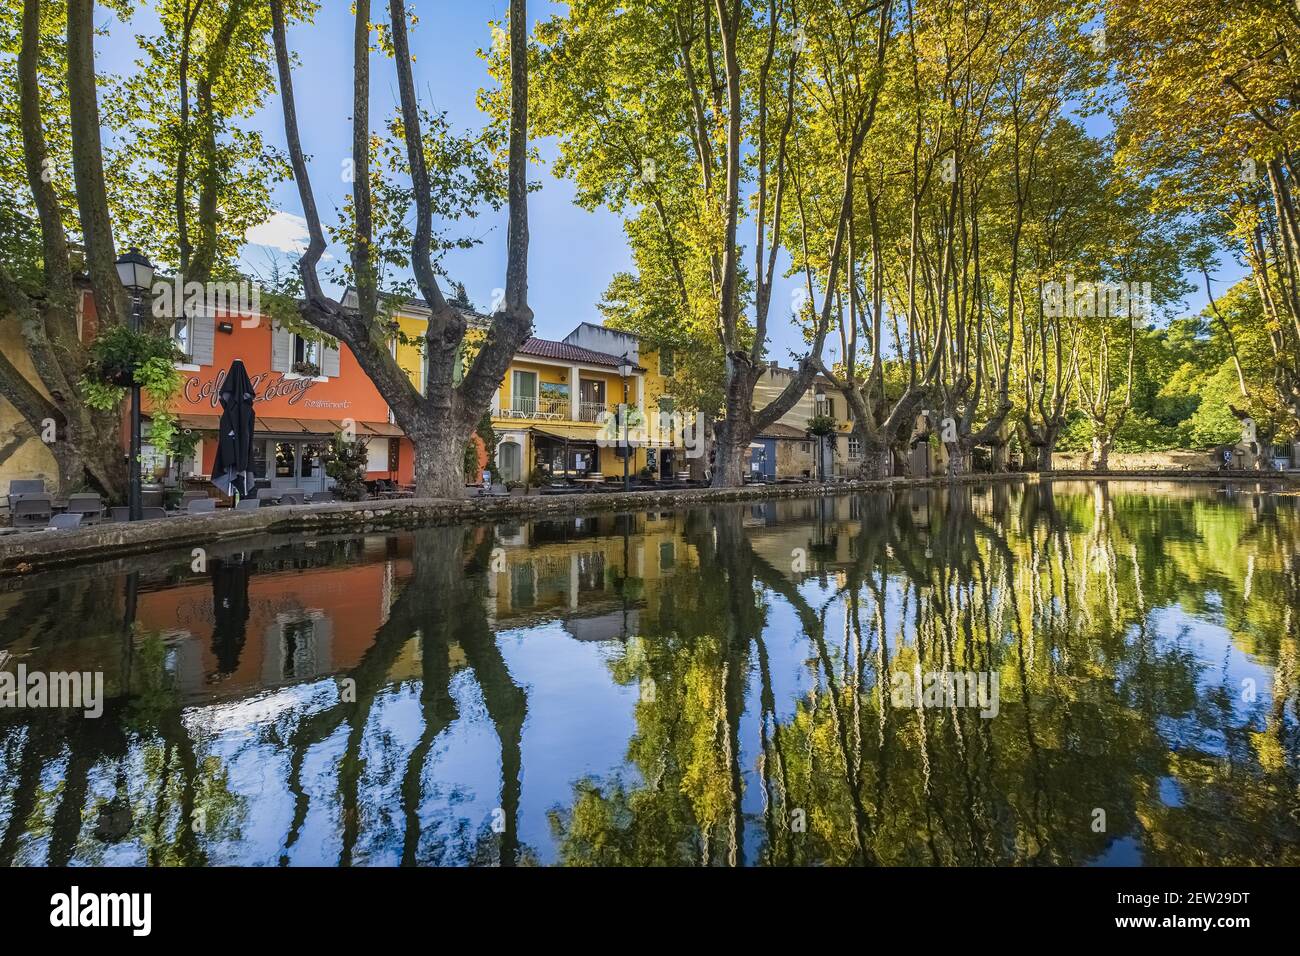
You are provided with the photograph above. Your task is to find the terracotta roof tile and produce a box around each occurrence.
[758,422,813,439]
[518,337,645,371]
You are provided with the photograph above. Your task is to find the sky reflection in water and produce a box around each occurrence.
[0,480,1297,866]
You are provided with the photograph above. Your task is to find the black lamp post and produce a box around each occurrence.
[115,247,154,521]
[618,354,635,491]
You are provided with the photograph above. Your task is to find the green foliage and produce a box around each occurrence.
[807,414,838,437]
[80,326,188,455]
[324,435,370,501]
[1181,363,1248,448]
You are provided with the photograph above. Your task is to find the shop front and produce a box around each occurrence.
[146,311,414,491]
[530,426,604,479]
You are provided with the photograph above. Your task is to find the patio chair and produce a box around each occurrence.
[7,479,45,505]
[46,513,83,530]
[11,496,53,528]
[180,490,209,505]
[186,498,217,514]
[278,489,307,505]
[310,488,338,503]
[141,507,167,520]
[236,498,261,510]
[257,487,281,502]
[111,506,129,522]
[65,492,106,525]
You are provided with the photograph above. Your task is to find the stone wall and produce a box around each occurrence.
[6,470,1298,579]
[0,321,59,497]
[1052,449,1221,471]
[774,438,814,479]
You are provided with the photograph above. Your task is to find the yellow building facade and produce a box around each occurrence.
[356,289,683,485]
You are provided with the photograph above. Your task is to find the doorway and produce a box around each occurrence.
[270,438,331,494]
[499,441,522,482]
[579,379,606,421]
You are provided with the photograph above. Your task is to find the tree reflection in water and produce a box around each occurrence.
[0,482,1296,865]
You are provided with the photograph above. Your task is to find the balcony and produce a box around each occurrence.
[578,400,617,422]
[496,395,625,423]
[499,396,568,421]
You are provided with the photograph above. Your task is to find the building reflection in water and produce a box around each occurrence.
[0,480,1297,866]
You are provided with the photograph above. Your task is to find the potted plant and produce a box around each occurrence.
[292,359,321,377]
[526,466,550,492]
[85,325,181,389]
[324,435,370,501]
[807,413,838,437]
[506,480,526,496]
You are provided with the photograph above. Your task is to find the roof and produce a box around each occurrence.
[758,422,812,440]
[518,337,646,371]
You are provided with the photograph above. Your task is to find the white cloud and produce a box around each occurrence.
[244,211,310,253]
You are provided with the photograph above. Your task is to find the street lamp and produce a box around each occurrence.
[618,354,634,491]
[115,247,154,521]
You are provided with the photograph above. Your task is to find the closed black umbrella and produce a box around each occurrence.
[211,359,257,499]
[210,554,251,675]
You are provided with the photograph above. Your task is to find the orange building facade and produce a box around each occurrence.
[110,290,417,492]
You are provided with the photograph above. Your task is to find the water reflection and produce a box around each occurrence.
[0,482,1297,865]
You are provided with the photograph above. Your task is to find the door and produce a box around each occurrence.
[511,370,538,416]
[271,440,331,492]
[660,449,675,478]
[759,439,777,479]
[272,440,298,490]
[579,379,606,421]
[299,441,328,494]
[499,441,522,482]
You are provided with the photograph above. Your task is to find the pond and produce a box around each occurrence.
[0,481,1297,866]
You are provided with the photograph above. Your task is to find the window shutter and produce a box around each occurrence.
[271,323,293,372]
[321,342,341,378]
[190,312,215,366]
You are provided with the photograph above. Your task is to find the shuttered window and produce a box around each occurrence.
[188,312,215,365]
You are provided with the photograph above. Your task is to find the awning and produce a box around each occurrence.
[170,414,404,438]
[176,413,221,431]
[530,424,601,444]
[257,416,310,433]
[357,421,404,437]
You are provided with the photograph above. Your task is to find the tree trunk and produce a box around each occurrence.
[1036,428,1059,472]
[412,428,469,499]
[989,443,1008,473]
[857,444,891,480]
[1089,432,1111,471]
[710,400,753,488]
[711,434,748,487]
[944,442,971,479]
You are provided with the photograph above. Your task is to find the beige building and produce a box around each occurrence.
[750,364,858,479]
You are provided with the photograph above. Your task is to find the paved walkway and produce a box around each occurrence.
[2,470,1294,577]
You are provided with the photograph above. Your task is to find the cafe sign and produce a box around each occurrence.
[184,368,317,408]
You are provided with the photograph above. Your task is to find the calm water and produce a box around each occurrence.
[1,481,1297,866]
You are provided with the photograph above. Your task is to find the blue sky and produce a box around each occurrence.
[95,2,1242,361]
[99,1,651,347]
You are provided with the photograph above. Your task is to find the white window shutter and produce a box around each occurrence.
[190,312,215,366]
[271,323,293,372]
[321,342,341,378]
